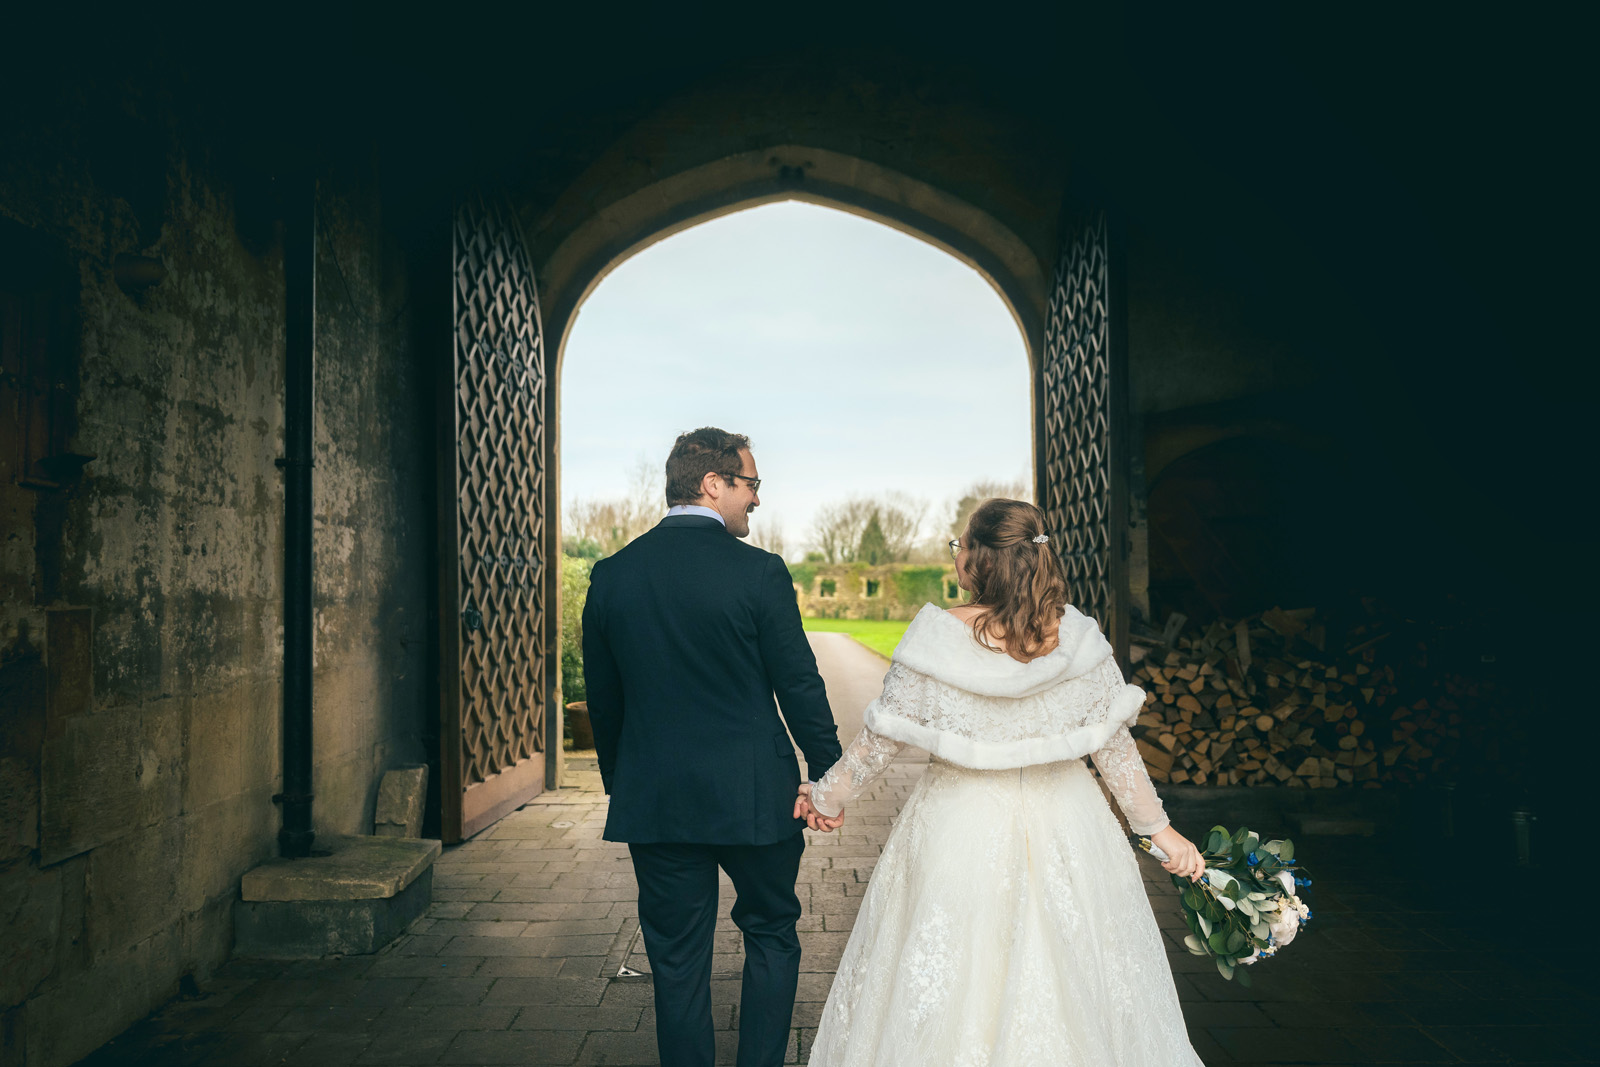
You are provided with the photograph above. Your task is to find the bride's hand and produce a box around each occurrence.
[1149,826,1205,882]
[795,783,844,833]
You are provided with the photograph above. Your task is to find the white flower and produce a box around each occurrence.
[1277,871,1295,896]
[1269,911,1300,948]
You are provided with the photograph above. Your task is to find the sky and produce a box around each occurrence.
[560,201,1031,558]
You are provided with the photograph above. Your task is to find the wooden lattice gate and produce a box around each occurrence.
[438,193,550,843]
[1039,208,1129,663]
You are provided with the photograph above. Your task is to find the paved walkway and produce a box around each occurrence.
[82,635,1588,1065]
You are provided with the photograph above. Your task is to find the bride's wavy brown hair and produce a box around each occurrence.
[961,498,1068,659]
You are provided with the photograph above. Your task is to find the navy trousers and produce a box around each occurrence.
[628,834,805,1067]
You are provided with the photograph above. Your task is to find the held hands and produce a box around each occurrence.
[794,783,845,833]
[1149,826,1206,882]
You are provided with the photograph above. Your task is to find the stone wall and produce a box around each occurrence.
[792,563,960,622]
[0,85,432,1065]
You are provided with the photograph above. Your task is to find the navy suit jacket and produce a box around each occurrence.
[581,515,843,844]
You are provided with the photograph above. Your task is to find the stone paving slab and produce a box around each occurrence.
[79,752,1590,1066]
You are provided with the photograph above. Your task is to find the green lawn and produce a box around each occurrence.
[801,616,911,660]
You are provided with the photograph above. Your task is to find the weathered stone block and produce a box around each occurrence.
[235,834,439,958]
[24,920,186,1067]
[240,834,438,902]
[0,755,39,857]
[0,863,61,1006]
[314,749,377,836]
[86,820,183,959]
[185,689,247,811]
[373,764,427,838]
[44,607,93,725]
[233,867,433,958]
[179,791,275,918]
[136,695,185,828]
[40,705,142,864]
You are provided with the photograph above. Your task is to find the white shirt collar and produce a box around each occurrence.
[665,504,726,527]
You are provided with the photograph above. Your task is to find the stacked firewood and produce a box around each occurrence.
[1128,605,1474,788]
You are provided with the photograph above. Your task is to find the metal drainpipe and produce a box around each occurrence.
[276,170,316,858]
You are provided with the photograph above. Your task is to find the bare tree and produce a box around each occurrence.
[807,493,926,563]
[808,497,874,563]
[564,458,665,557]
[876,492,928,562]
[949,479,1031,537]
[746,514,787,559]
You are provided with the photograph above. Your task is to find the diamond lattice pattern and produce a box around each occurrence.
[453,194,546,787]
[1042,213,1112,630]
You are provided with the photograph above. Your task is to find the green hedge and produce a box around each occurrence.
[560,555,591,705]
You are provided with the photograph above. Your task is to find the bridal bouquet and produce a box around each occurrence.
[1136,826,1312,985]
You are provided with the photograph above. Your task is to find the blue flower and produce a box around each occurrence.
[1247,852,1260,866]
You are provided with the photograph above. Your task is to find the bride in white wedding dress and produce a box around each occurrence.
[799,499,1207,1066]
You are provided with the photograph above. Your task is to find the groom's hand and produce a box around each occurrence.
[795,783,844,833]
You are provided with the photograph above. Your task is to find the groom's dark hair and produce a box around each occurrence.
[665,427,751,506]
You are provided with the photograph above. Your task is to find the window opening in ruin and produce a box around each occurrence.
[864,579,880,598]
[819,579,837,597]
[946,580,959,599]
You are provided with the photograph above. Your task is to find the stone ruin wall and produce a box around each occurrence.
[792,563,961,622]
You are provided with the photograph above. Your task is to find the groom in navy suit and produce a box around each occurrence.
[582,427,844,1067]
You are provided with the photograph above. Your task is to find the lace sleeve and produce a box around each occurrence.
[809,725,904,818]
[1090,723,1171,835]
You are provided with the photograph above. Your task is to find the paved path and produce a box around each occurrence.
[82,634,1589,1065]
[799,632,926,766]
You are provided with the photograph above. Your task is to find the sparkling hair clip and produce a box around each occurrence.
[1031,533,1050,544]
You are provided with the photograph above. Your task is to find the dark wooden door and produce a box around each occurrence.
[1039,209,1129,663]
[439,193,549,843]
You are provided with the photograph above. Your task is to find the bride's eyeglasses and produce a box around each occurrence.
[948,539,962,560]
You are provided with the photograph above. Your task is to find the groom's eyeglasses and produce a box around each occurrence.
[948,539,961,560]
[727,474,761,493]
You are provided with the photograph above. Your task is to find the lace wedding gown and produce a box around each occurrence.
[806,605,1203,1066]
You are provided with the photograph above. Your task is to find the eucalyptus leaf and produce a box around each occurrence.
[1280,840,1295,862]
[1227,929,1247,954]
[1197,913,1212,938]
[1208,929,1230,954]
[1216,957,1235,980]
[1235,965,1253,988]
[1184,934,1207,955]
